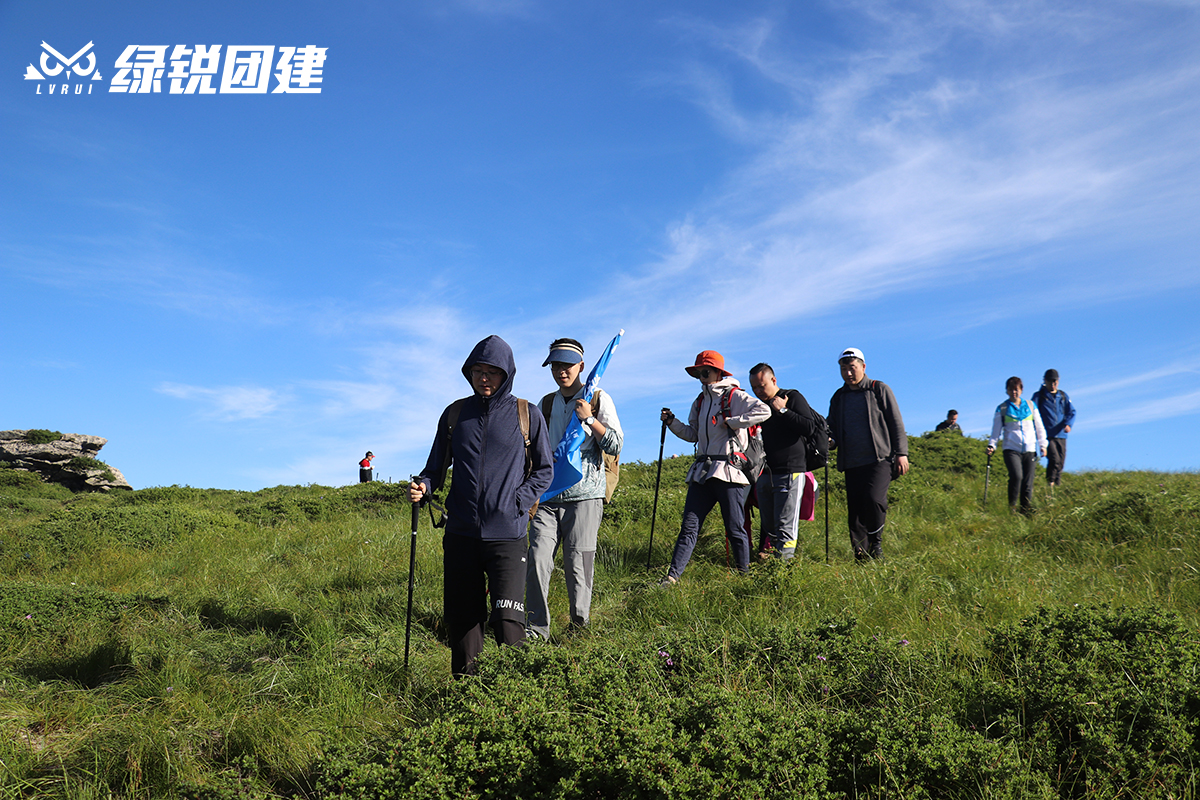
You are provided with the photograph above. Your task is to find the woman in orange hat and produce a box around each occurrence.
[657,350,770,584]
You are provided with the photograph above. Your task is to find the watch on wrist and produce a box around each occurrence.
[584,416,596,426]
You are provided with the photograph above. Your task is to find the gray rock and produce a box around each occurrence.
[0,430,132,491]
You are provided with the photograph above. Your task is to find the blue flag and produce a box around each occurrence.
[540,330,623,502]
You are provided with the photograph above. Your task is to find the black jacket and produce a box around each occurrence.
[760,389,817,473]
[417,335,554,540]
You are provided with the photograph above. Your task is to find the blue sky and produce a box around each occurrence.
[3,0,1198,490]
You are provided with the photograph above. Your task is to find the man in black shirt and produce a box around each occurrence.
[935,410,960,433]
[748,363,817,560]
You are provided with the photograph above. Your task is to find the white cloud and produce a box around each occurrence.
[157,383,284,421]
[1086,389,1200,430]
[595,2,1200,363]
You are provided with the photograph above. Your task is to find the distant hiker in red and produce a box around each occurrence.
[359,451,374,483]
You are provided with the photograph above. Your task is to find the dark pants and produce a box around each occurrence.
[844,460,891,560]
[442,533,527,677]
[359,468,373,483]
[1045,439,1067,486]
[668,478,750,579]
[1003,450,1037,511]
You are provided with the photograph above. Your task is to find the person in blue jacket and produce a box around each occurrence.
[1031,369,1076,488]
[409,335,554,676]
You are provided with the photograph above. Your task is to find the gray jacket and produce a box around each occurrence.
[828,377,907,472]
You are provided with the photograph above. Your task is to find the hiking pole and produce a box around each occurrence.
[820,460,830,566]
[647,414,668,570]
[404,477,421,674]
[983,451,993,507]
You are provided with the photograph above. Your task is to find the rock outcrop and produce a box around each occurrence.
[0,430,132,492]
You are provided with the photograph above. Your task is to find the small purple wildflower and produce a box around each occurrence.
[899,639,909,646]
[25,614,32,620]
[822,686,829,695]
[816,655,827,661]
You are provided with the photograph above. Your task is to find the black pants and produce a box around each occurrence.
[1045,439,1066,485]
[359,468,373,483]
[1003,450,1037,511]
[442,533,527,677]
[844,460,891,560]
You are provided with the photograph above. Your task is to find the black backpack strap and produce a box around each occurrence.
[539,391,556,422]
[436,398,468,492]
[425,496,448,529]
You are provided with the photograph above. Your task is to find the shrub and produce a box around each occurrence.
[0,469,47,490]
[67,456,116,482]
[22,429,62,445]
[976,604,1200,797]
[318,627,1035,799]
[908,432,987,476]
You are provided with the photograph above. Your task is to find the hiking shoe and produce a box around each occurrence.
[657,575,678,588]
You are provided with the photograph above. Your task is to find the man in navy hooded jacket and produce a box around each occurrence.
[409,335,554,676]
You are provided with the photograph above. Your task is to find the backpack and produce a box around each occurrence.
[430,396,536,526]
[539,388,620,503]
[801,404,830,471]
[718,388,766,484]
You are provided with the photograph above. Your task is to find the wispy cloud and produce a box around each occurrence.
[1072,358,1200,430]
[157,383,285,421]
[1086,390,1200,430]
[607,1,1200,361]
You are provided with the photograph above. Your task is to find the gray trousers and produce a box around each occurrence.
[525,498,602,640]
[756,469,806,559]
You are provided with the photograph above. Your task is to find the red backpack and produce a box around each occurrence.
[690,387,765,483]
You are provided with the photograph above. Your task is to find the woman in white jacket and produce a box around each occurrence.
[658,350,771,584]
[986,376,1047,514]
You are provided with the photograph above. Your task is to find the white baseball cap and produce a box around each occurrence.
[838,347,865,363]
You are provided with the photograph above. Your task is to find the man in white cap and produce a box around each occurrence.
[827,347,909,561]
[526,337,623,640]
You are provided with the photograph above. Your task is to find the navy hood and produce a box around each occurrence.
[461,335,517,401]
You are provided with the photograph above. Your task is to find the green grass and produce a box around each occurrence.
[0,434,1198,799]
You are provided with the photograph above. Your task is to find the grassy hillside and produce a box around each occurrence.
[1,433,1197,799]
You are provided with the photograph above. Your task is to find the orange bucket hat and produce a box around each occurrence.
[685,350,732,378]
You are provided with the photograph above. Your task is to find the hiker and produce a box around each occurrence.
[658,351,770,585]
[408,335,554,676]
[827,347,909,561]
[748,363,818,561]
[986,376,1047,514]
[359,451,374,483]
[935,410,961,433]
[1031,369,1075,488]
[526,338,623,640]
